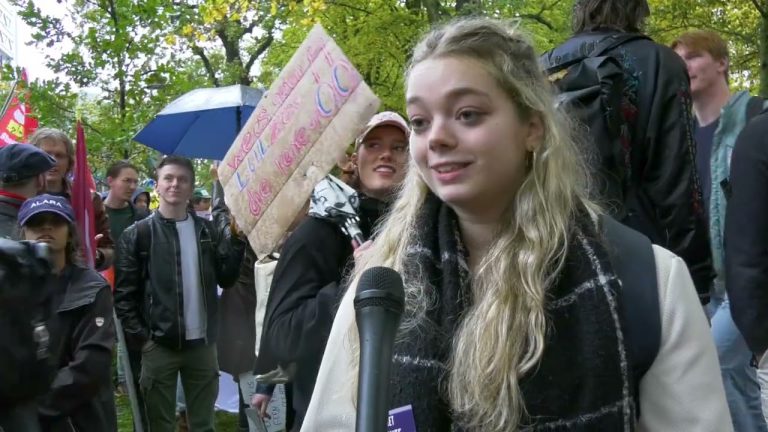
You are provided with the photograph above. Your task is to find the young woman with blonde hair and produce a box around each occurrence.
[302,17,731,431]
[253,111,410,430]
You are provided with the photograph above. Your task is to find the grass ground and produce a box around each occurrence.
[115,393,239,431]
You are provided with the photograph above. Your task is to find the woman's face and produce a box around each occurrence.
[23,212,70,254]
[354,125,409,201]
[406,56,543,219]
[39,138,70,186]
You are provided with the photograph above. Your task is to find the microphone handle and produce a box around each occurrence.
[356,306,400,432]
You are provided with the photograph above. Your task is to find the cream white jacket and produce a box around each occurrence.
[301,246,732,431]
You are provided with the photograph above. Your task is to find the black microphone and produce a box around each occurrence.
[354,266,405,432]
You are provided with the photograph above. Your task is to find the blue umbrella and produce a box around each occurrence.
[133,84,264,160]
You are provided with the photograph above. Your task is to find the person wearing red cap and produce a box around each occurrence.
[251,111,410,430]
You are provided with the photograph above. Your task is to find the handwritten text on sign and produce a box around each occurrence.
[219,25,380,255]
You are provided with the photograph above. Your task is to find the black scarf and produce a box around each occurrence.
[388,193,636,431]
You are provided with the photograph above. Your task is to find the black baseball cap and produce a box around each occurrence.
[0,144,56,183]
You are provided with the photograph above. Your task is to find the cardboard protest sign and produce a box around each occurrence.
[219,24,380,256]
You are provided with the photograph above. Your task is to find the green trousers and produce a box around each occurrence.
[140,341,219,432]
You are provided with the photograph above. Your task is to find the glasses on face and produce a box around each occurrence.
[25,213,69,229]
[122,178,139,186]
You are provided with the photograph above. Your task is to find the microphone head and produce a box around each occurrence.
[354,266,405,314]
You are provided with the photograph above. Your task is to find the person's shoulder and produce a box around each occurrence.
[120,215,152,245]
[618,35,684,66]
[134,206,151,221]
[71,265,109,286]
[749,110,768,128]
[651,245,692,300]
[736,111,768,154]
[62,265,111,309]
[626,40,688,90]
[126,213,152,232]
[298,216,344,237]
[284,216,346,249]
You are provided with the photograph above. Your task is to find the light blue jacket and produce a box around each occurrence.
[709,90,764,296]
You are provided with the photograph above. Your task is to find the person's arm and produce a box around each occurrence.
[262,219,347,365]
[637,247,732,431]
[250,382,277,419]
[726,116,768,355]
[92,192,114,271]
[38,284,115,418]
[114,224,149,350]
[301,270,358,431]
[210,179,246,289]
[640,49,713,303]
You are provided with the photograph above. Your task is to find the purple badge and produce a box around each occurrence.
[388,404,417,432]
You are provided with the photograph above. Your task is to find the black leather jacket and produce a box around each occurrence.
[114,205,246,350]
[546,31,714,302]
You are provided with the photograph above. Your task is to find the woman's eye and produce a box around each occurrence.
[409,118,428,133]
[458,110,483,123]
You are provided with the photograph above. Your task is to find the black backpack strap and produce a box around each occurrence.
[590,33,649,58]
[601,215,660,398]
[135,219,151,281]
[542,33,649,72]
[746,96,766,123]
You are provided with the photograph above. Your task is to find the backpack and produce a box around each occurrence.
[136,218,152,283]
[541,34,650,219]
[719,96,768,201]
[602,215,660,412]
[0,239,56,407]
[746,96,768,122]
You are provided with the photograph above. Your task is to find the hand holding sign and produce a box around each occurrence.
[219,25,380,256]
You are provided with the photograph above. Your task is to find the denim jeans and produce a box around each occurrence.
[708,295,768,432]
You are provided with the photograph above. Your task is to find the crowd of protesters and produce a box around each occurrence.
[4,1,768,431]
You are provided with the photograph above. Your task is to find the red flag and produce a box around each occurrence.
[0,69,38,146]
[72,121,96,268]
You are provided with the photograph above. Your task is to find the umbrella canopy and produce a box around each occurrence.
[309,175,364,245]
[133,84,264,160]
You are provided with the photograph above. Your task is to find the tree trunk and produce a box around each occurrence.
[456,0,481,15]
[761,14,768,97]
[420,0,443,23]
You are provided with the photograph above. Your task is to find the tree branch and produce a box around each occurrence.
[543,0,566,12]
[244,20,259,34]
[245,33,275,74]
[750,0,768,19]
[326,0,373,15]
[191,44,221,87]
[43,97,106,136]
[514,0,564,31]
[518,13,554,30]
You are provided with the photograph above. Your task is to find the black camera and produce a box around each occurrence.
[0,238,53,304]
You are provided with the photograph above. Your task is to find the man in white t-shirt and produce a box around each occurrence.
[115,156,246,432]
